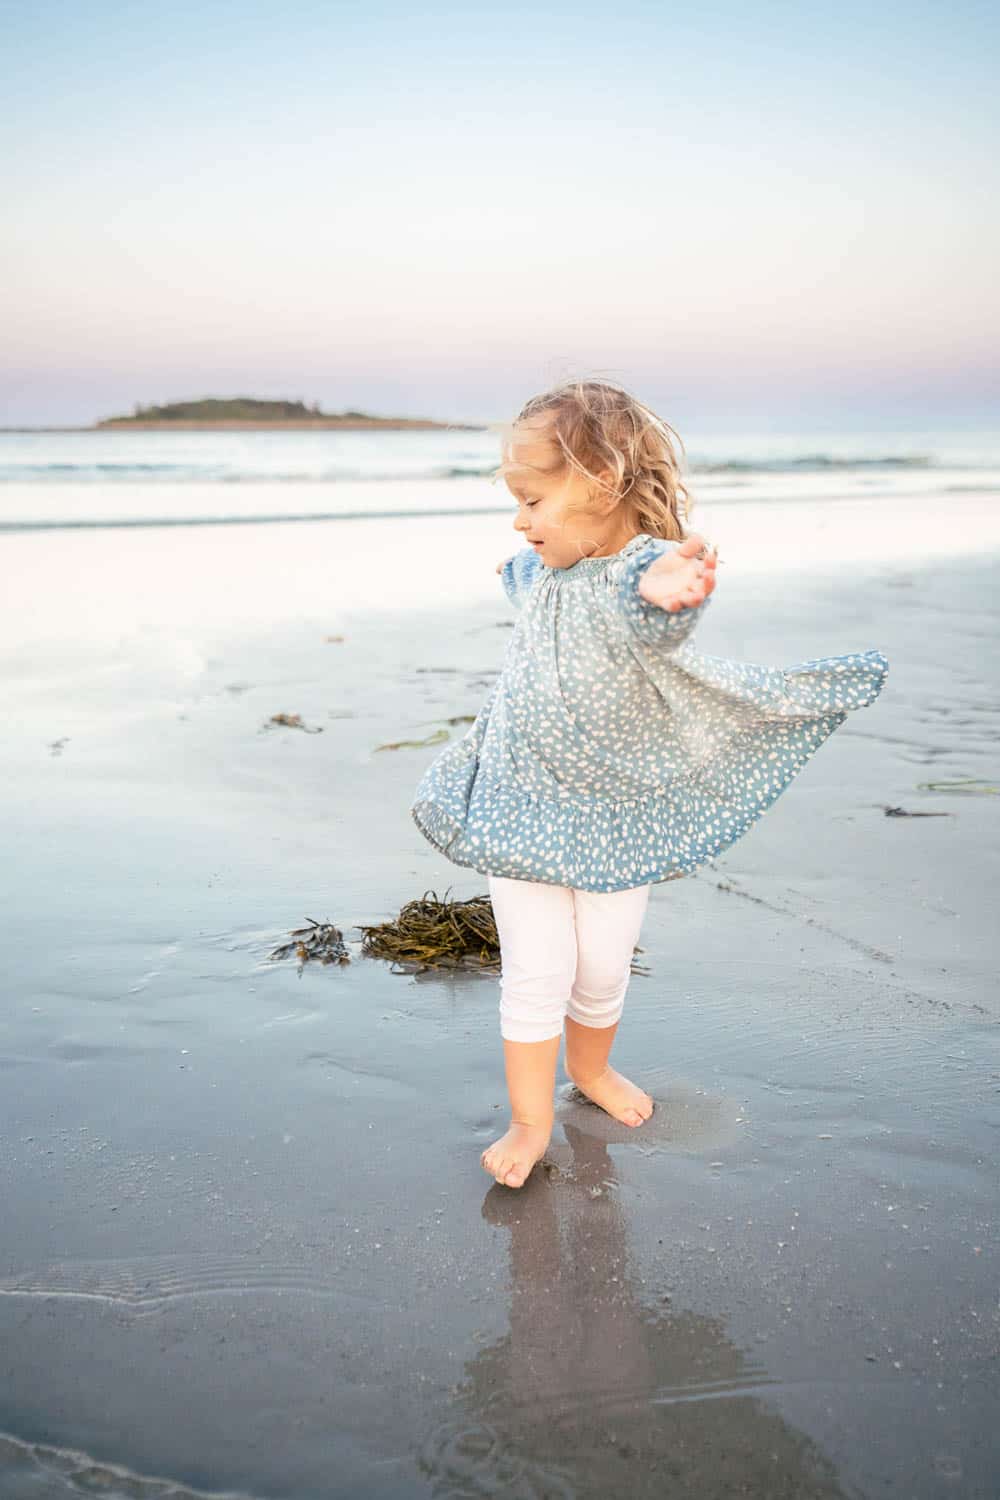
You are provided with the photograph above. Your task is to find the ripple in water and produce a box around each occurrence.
[0,1252,347,1316]
[418,1417,576,1499]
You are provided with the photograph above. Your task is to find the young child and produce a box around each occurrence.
[410,379,889,1190]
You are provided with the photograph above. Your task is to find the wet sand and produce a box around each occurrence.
[1,489,997,1497]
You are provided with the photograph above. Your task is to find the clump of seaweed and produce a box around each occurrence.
[270,889,650,979]
[269,918,350,966]
[356,888,501,975]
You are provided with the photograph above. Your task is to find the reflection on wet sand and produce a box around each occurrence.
[419,1122,849,1499]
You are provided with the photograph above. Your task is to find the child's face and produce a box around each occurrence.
[503,419,634,567]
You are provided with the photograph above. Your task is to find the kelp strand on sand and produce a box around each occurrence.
[882,805,953,818]
[374,727,450,751]
[373,714,477,753]
[270,888,649,978]
[881,777,999,815]
[916,777,998,795]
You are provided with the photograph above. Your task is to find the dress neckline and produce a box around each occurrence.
[544,532,652,577]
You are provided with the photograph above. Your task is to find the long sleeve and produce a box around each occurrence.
[617,537,712,651]
[500,546,543,610]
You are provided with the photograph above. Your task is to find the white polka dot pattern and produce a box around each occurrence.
[410,533,890,892]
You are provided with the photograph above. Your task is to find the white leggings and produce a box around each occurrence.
[487,874,652,1043]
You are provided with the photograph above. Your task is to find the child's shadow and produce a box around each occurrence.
[417,1120,848,1498]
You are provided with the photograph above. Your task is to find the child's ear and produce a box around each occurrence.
[595,467,621,501]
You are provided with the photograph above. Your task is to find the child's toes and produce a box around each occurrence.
[484,1148,505,1179]
[625,1095,655,1126]
[480,1125,549,1187]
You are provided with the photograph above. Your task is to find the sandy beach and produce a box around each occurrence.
[1,481,997,1498]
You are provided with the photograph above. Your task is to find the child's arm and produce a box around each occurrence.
[617,534,718,650]
[497,545,543,610]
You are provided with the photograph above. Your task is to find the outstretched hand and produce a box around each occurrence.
[638,533,718,613]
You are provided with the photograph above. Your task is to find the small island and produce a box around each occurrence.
[94,398,483,431]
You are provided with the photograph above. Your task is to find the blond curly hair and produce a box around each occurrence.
[492,378,694,542]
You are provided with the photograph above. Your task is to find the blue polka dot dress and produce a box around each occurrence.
[409,533,889,892]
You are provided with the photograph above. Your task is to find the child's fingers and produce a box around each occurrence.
[671,572,716,608]
[678,532,717,562]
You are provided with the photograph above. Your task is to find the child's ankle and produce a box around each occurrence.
[510,1111,553,1134]
[566,1059,611,1091]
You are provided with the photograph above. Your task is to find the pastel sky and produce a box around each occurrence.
[3,0,997,428]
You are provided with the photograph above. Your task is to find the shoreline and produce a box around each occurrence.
[0,418,490,433]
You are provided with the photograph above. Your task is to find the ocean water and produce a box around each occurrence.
[0,426,997,532]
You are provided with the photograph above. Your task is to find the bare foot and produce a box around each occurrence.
[567,1065,654,1127]
[481,1121,551,1189]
